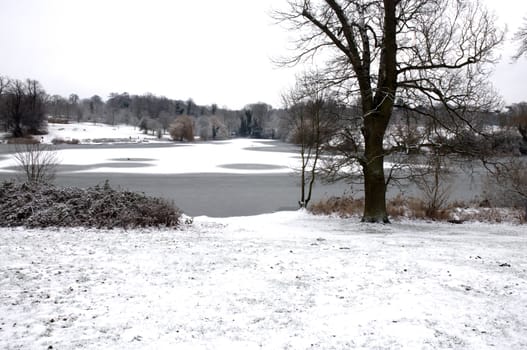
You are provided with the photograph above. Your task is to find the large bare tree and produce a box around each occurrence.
[275,0,503,222]
[513,16,527,60]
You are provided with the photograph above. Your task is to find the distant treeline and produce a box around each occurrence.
[0,74,287,140]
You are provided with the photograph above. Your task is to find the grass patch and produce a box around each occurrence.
[309,194,524,224]
[7,137,40,144]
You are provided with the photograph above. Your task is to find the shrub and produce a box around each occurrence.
[309,195,363,217]
[484,157,527,221]
[7,137,40,144]
[309,194,442,220]
[12,143,60,184]
[51,138,80,145]
[0,181,181,228]
[386,195,451,221]
[47,117,70,124]
[89,138,131,143]
[169,115,195,142]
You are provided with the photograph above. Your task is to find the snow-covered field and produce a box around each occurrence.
[42,122,171,144]
[1,212,526,349]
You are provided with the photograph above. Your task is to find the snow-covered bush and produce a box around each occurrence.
[0,181,181,228]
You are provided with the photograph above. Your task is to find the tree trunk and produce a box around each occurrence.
[362,137,389,223]
[519,125,527,142]
[13,113,23,138]
[359,0,396,223]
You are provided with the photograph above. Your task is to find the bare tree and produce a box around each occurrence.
[4,79,26,137]
[0,76,10,131]
[24,79,47,134]
[505,103,527,154]
[68,93,84,122]
[12,143,60,184]
[2,78,47,137]
[284,72,341,208]
[197,116,211,140]
[486,157,527,221]
[275,0,503,222]
[210,116,228,140]
[158,111,173,133]
[246,103,272,138]
[169,115,195,142]
[513,16,527,60]
[47,95,68,120]
[88,95,104,124]
[414,148,453,218]
[0,76,8,96]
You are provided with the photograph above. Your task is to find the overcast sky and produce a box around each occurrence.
[0,0,526,110]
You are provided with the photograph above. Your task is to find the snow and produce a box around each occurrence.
[0,123,299,175]
[1,211,526,349]
[68,139,296,175]
[42,122,171,144]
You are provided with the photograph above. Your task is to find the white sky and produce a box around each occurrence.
[0,0,526,109]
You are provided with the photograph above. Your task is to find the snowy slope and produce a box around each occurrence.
[42,122,171,144]
[1,211,526,349]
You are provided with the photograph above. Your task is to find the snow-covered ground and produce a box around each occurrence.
[42,122,171,144]
[1,211,526,349]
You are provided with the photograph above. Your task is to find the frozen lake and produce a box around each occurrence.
[0,141,350,216]
[0,139,485,217]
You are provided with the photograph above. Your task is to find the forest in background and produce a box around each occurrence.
[0,75,287,142]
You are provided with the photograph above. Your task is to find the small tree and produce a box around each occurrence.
[284,72,341,208]
[210,116,228,140]
[12,143,60,184]
[487,157,527,221]
[506,103,527,154]
[169,115,195,142]
[197,116,211,141]
[414,148,453,218]
[239,109,253,137]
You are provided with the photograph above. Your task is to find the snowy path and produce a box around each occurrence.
[1,211,526,349]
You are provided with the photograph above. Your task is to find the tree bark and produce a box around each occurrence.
[519,125,527,142]
[362,115,390,223]
[360,0,396,223]
[362,161,388,223]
